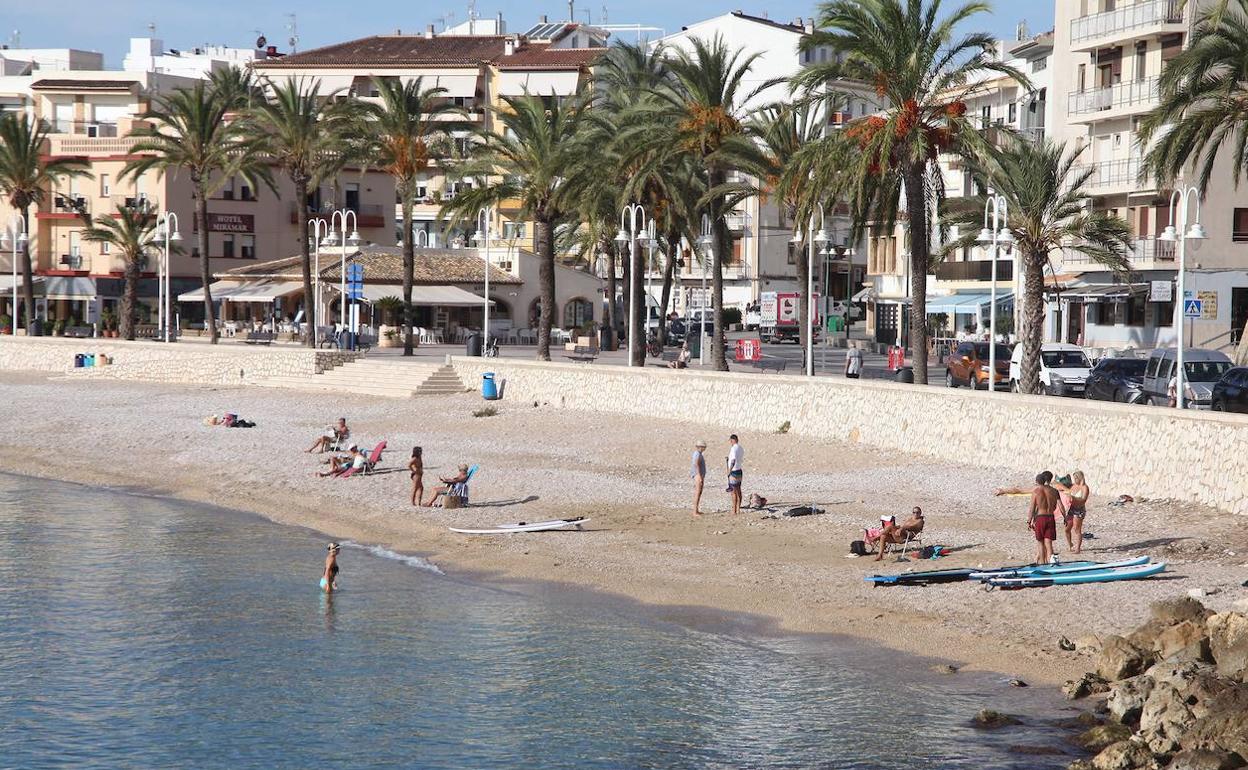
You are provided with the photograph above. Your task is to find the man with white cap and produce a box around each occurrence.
[865,507,926,560]
[691,440,707,516]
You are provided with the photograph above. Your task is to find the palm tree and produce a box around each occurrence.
[942,138,1132,394]
[442,93,585,361]
[795,0,1025,384]
[357,77,461,356]
[123,79,266,343]
[0,113,89,333]
[1140,0,1248,191]
[81,206,163,340]
[249,77,354,346]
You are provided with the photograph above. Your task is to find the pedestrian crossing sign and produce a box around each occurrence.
[1184,299,1202,318]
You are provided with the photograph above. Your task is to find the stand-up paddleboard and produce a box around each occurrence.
[449,517,590,535]
[968,556,1147,581]
[866,559,1097,586]
[986,562,1166,588]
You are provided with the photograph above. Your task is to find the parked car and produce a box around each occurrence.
[1008,342,1093,396]
[945,341,1012,389]
[1141,348,1233,409]
[1084,357,1149,402]
[1211,366,1248,413]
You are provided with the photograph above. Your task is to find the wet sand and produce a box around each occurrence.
[2,370,1243,685]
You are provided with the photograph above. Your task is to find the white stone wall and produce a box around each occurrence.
[0,337,357,385]
[451,356,1248,515]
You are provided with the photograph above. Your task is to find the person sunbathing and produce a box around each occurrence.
[307,418,349,454]
[318,445,365,477]
[866,507,926,561]
[425,464,470,506]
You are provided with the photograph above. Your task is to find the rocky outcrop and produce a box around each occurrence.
[971,708,1022,729]
[1067,600,1248,770]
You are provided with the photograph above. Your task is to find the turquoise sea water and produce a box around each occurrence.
[0,474,1077,769]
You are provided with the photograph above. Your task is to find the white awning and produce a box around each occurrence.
[0,275,43,293]
[851,286,876,303]
[331,283,491,306]
[496,71,581,96]
[178,280,305,303]
[424,73,479,97]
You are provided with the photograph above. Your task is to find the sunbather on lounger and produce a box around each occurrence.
[425,464,470,506]
[866,508,925,560]
[307,418,349,453]
[318,445,365,477]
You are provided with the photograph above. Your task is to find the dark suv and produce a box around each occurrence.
[1212,367,1248,413]
[1085,357,1148,403]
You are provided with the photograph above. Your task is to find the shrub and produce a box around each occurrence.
[723,307,743,325]
[472,406,498,418]
[777,420,791,434]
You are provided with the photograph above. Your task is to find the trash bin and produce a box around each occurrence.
[74,353,85,368]
[687,334,701,359]
[84,353,95,367]
[466,332,482,357]
[599,326,613,351]
[482,372,499,400]
[828,316,844,333]
[895,366,914,384]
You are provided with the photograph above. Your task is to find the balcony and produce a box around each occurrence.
[37,193,91,220]
[348,203,387,229]
[1062,237,1175,268]
[109,194,157,214]
[1070,0,1182,48]
[1068,77,1160,119]
[58,253,84,270]
[1074,157,1146,193]
[934,259,1014,283]
[725,213,751,232]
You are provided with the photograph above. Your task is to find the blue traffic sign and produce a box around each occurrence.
[347,263,364,279]
[1184,299,1202,318]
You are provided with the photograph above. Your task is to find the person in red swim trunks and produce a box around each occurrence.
[1027,471,1066,565]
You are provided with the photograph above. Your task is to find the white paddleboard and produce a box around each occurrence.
[449,518,590,535]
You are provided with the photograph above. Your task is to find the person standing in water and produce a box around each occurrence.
[409,447,424,507]
[321,542,341,592]
[691,440,707,516]
[726,434,744,516]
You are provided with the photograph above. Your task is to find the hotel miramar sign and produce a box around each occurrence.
[207,213,254,233]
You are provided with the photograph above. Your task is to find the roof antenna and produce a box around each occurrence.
[601,5,608,25]
[286,13,299,51]
[147,22,156,36]
[569,0,575,22]
[467,0,476,34]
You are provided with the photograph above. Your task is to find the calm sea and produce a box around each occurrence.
[0,473,1077,769]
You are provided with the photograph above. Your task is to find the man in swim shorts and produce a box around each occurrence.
[1027,471,1065,565]
[726,434,744,515]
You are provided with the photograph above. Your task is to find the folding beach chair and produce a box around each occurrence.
[338,441,386,479]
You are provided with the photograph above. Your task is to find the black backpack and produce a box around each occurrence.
[850,540,868,556]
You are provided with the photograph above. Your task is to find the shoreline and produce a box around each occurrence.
[3,371,1244,688]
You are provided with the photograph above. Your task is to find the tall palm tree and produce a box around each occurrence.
[81,206,163,340]
[795,0,1024,383]
[442,93,585,361]
[0,113,89,333]
[358,77,460,356]
[249,76,354,346]
[943,139,1131,394]
[1139,0,1248,191]
[652,36,770,371]
[123,79,266,343]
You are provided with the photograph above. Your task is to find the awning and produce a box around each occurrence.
[43,276,97,299]
[925,291,1014,314]
[1055,283,1144,302]
[330,283,491,306]
[178,280,305,303]
[497,71,581,96]
[851,286,876,303]
[0,275,44,295]
[425,73,479,97]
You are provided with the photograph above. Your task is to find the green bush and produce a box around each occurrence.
[723,307,742,325]
[0,314,10,331]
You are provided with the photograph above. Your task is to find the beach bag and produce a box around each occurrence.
[850,540,868,556]
[921,545,945,559]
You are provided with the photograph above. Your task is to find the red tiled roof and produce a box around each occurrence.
[256,35,506,68]
[31,79,139,91]
[496,44,604,71]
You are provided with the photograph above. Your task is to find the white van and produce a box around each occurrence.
[1009,342,1092,396]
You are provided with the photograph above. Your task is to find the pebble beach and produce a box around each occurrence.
[2,370,1244,685]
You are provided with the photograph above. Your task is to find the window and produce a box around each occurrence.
[242,235,255,260]
[415,183,428,200]
[240,179,254,201]
[502,221,525,239]
[980,105,991,127]
[100,241,110,255]
[787,241,796,265]
[1077,64,1086,92]
[222,176,235,200]
[100,173,110,197]
[1127,294,1146,326]
[1155,300,1174,327]
[1135,42,1147,81]
[222,234,235,259]
[1234,208,1248,242]
[345,182,360,212]
[1007,102,1017,124]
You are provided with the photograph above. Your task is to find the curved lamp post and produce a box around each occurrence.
[155,212,181,342]
[1,215,29,332]
[1158,186,1205,409]
[615,203,649,367]
[472,207,493,355]
[976,192,1013,391]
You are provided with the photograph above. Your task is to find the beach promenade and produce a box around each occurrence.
[1,348,1245,685]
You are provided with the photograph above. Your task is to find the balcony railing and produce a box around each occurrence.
[934,259,1014,282]
[1062,237,1176,265]
[1071,0,1181,44]
[44,119,120,137]
[51,194,90,215]
[109,194,157,213]
[1068,77,1160,116]
[1075,157,1142,189]
[58,253,83,270]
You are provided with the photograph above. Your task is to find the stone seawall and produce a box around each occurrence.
[0,336,357,385]
[451,356,1248,515]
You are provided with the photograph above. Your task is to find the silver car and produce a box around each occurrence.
[1141,348,1233,409]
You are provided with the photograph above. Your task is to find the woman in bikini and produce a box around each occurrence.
[1055,471,1091,554]
[409,446,424,507]
[321,542,341,593]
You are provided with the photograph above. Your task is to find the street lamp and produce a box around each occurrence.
[307,217,331,345]
[645,219,658,340]
[472,207,493,355]
[155,212,181,342]
[696,214,714,367]
[1158,186,1205,409]
[320,209,361,348]
[976,192,1012,391]
[793,205,829,377]
[615,203,648,366]
[0,215,28,332]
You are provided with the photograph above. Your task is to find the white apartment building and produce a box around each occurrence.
[1049,0,1248,354]
[0,47,103,75]
[123,37,282,78]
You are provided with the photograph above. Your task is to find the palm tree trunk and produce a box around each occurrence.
[710,173,729,372]
[629,238,645,367]
[401,198,415,356]
[295,176,314,347]
[903,165,929,384]
[121,253,139,340]
[19,206,35,335]
[1021,251,1045,394]
[657,226,677,347]
[535,215,554,361]
[194,180,218,344]
[602,236,618,350]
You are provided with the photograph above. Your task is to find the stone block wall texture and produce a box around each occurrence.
[0,336,357,385]
[451,356,1248,515]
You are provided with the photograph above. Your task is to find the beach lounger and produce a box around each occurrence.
[885,531,925,559]
[338,441,386,479]
[436,464,478,507]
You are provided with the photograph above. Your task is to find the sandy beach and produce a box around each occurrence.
[2,370,1244,685]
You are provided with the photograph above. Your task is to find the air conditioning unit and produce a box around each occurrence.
[86,123,100,137]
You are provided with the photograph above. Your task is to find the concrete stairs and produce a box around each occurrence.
[254,357,467,398]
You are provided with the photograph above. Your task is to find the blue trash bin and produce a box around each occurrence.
[482,372,498,400]
[74,353,85,368]
[84,354,95,367]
